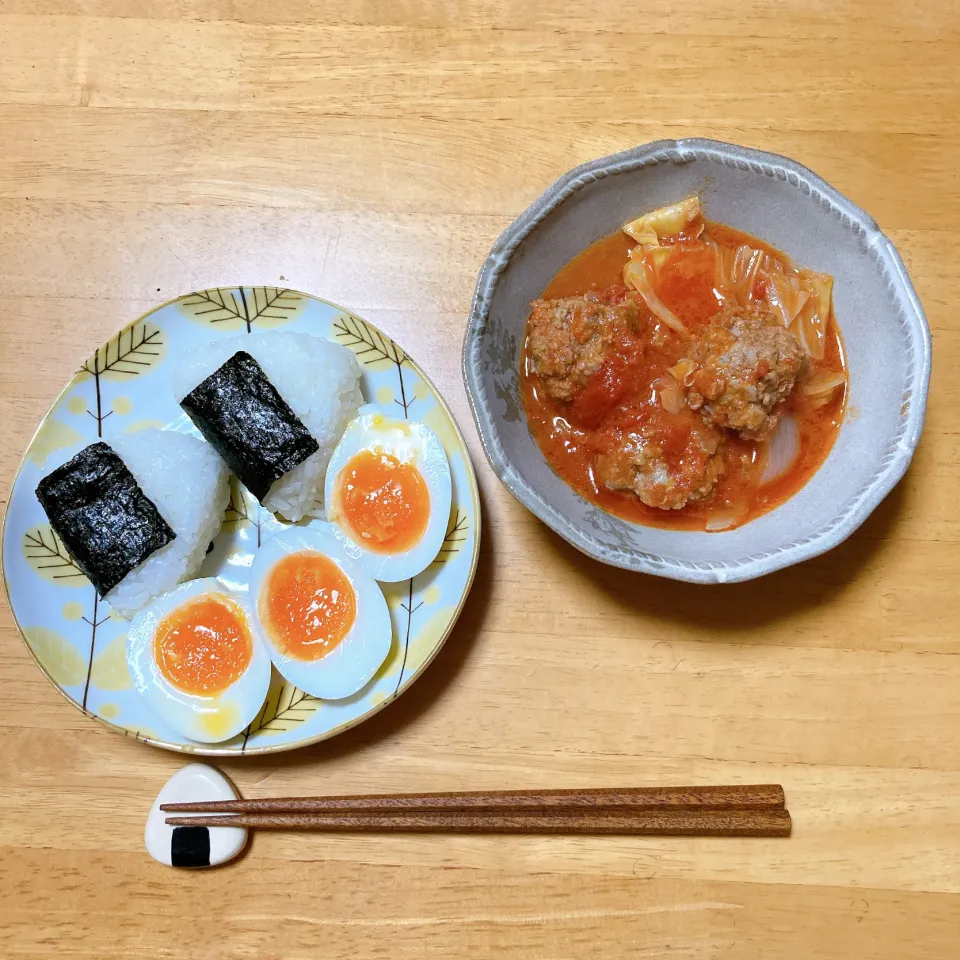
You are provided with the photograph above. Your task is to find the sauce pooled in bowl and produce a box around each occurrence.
[521,197,847,532]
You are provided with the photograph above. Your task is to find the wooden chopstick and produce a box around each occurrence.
[161,783,785,814]
[165,808,792,837]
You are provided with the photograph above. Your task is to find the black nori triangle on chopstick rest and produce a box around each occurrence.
[179,351,319,503]
[146,763,248,868]
[170,827,211,868]
[35,442,176,597]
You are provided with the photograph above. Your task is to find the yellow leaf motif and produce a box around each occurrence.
[420,402,462,457]
[125,419,165,434]
[178,287,305,332]
[432,509,470,566]
[83,321,166,382]
[62,602,85,621]
[27,419,83,468]
[23,526,88,586]
[241,671,320,747]
[375,385,396,407]
[90,634,132,691]
[370,626,404,684]
[332,313,406,372]
[23,626,87,687]
[401,605,455,683]
[379,578,412,609]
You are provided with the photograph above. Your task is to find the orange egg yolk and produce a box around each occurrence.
[337,450,430,554]
[154,595,252,695]
[260,551,357,661]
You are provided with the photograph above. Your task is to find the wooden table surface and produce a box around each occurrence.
[1,3,958,957]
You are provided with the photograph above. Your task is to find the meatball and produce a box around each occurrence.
[683,305,807,439]
[526,292,643,403]
[595,417,724,510]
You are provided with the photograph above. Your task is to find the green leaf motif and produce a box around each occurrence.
[23,626,87,686]
[82,321,166,382]
[431,510,469,565]
[23,526,88,585]
[332,313,406,370]
[178,287,305,332]
[242,676,320,747]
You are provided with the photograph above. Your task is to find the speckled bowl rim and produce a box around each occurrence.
[462,138,931,583]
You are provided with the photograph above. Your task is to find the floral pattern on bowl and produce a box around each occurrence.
[462,139,930,583]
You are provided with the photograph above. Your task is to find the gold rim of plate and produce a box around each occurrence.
[2,289,482,755]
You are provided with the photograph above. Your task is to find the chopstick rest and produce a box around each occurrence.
[146,763,247,868]
[154,772,791,864]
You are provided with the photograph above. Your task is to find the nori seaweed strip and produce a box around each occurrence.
[35,442,176,597]
[180,351,319,502]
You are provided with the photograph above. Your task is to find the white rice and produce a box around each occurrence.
[172,331,363,521]
[106,430,229,616]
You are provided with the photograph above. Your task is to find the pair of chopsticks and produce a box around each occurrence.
[163,784,791,837]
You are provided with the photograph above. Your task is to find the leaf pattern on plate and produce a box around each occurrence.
[333,312,416,416]
[89,634,132,691]
[223,476,261,538]
[242,675,321,749]
[420,402,462,457]
[8,290,479,755]
[23,626,87,687]
[78,320,163,435]
[333,312,406,368]
[399,605,456,685]
[178,287,305,332]
[26,419,84,468]
[369,624,404,685]
[83,321,166,382]
[432,509,469,565]
[388,577,422,694]
[23,526,88,585]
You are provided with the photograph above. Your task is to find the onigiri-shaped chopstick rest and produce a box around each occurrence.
[145,763,246,868]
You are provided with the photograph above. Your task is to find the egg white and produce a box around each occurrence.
[324,404,452,582]
[126,578,272,744]
[249,524,392,699]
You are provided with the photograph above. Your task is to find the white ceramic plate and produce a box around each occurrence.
[3,288,480,754]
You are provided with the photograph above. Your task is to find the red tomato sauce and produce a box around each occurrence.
[520,225,847,531]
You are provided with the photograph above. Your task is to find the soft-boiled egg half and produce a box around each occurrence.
[127,578,272,743]
[249,524,392,699]
[324,405,452,582]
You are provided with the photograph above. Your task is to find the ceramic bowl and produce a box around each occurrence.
[462,139,931,583]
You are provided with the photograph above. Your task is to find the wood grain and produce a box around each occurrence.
[165,809,794,837]
[1,1,958,957]
[160,783,787,813]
